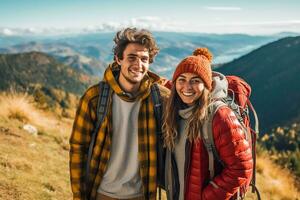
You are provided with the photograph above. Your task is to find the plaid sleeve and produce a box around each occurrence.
[69,85,98,199]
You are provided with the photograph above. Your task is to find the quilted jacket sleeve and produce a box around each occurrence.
[202,106,253,200]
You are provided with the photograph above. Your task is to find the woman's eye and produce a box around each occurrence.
[191,79,201,84]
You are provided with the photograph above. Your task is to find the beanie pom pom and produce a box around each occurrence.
[193,47,213,63]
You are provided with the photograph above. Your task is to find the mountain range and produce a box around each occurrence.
[218,36,300,133]
[0,32,293,78]
[0,41,106,76]
[0,51,96,114]
[0,51,93,94]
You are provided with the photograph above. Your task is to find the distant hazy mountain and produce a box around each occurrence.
[1,32,294,78]
[218,36,300,132]
[0,51,94,95]
[151,32,283,76]
[0,41,106,76]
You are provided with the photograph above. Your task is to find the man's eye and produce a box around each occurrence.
[128,57,136,62]
[141,57,149,63]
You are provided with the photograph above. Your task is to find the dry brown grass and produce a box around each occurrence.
[0,91,72,136]
[0,120,73,200]
[0,92,73,200]
[0,91,41,124]
[251,152,300,200]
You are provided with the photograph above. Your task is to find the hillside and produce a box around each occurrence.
[0,92,299,199]
[218,36,300,132]
[0,52,98,117]
[0,42,106,76]
[0,92,72,199]
[0,51,94,94]
[259,121,300,180]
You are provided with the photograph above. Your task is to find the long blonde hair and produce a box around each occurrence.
[162,86,211,150]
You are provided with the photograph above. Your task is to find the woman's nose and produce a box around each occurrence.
[183,81,193,90]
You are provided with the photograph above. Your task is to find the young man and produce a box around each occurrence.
[69,27,169,200]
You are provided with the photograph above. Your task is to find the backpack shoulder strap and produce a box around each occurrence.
[95,81,111,121]
[150,83,163,134]
[86,81,111,192]
[150,83,164,199]
[202,100,226,179]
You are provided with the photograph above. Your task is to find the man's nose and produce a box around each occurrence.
[133,58,143,67]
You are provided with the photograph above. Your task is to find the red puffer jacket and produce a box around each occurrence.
[185,106,253,200]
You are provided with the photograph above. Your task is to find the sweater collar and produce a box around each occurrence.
[178,105,195,120]
[103,62,158,102]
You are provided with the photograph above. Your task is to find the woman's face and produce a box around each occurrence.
[175,73,205,106]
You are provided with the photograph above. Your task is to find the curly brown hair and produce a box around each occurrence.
[113,27,159,63]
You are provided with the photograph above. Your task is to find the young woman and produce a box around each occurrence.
[162,48,253,200]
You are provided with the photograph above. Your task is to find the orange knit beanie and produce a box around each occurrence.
[172,47,213,90]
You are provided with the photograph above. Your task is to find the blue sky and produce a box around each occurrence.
[1,0,300,35]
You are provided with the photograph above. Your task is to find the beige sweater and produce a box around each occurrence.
[97,93,143,198]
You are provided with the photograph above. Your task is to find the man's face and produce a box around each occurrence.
[116,43,150,87]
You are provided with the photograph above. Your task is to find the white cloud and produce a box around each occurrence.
[1,18,300,36]
[121,16,183,31]
[1,28,16,36]
[181,19,300,34]
[204,6,242,11]
[131,16,160,23]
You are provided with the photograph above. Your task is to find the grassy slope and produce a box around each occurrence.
[0,92,72,200]
[0,92,299,200]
